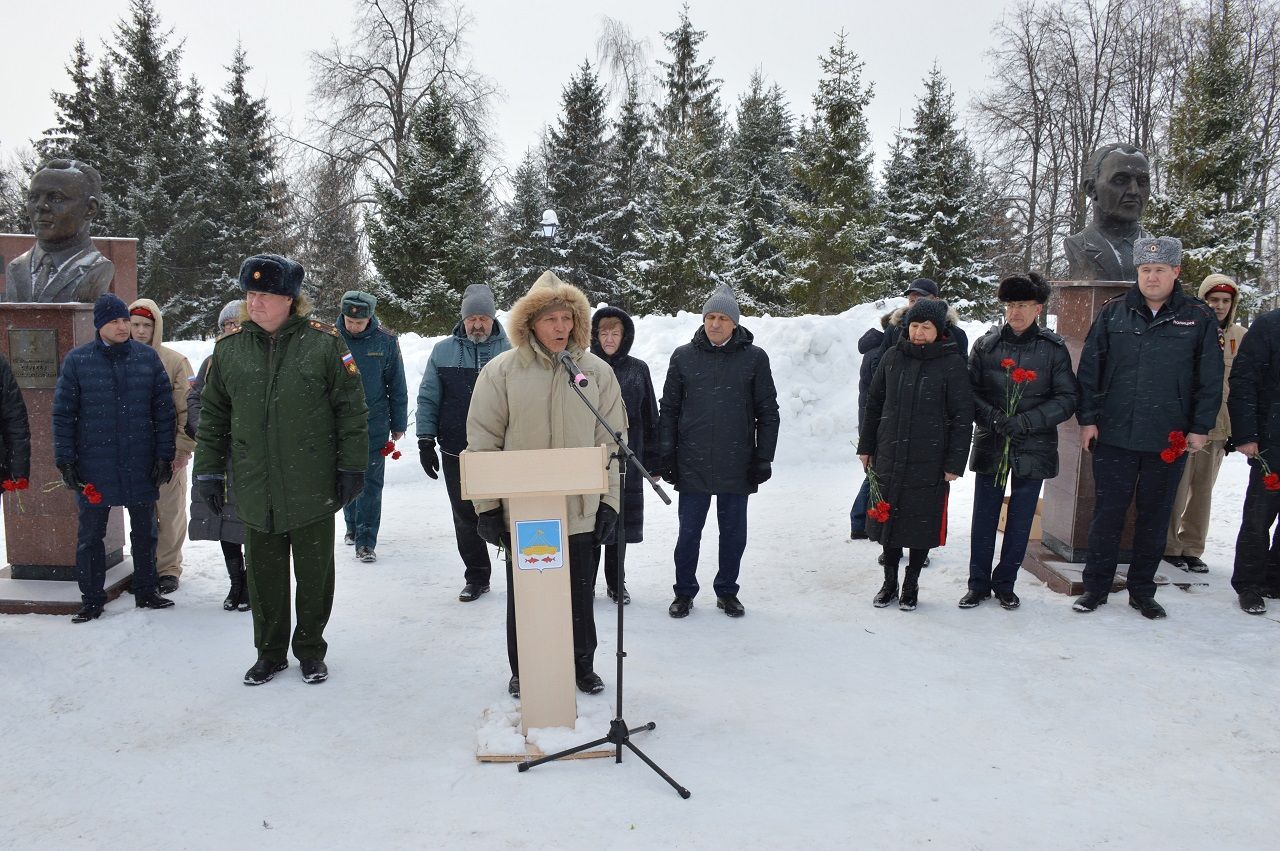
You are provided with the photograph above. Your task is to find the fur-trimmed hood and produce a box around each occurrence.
[887,303,961,329]
[1197,274,1241,328]
[507,271,592,354]
[128,297,167,346]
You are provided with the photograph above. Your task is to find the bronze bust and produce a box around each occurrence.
[1064,144,1152,282]
[3,159,114,303]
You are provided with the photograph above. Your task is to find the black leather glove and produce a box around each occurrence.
[749,459,772,485]
[476,507,506,547]
[661,457,679,485]
[1224,437,1235,455]
[1003,414,1032,437]
[57,462,81,491]
[337,469,365,507]
[419,437,440,480]
[989,411,1010,433]
[593,504,618,545]
[195,477,225,514]
[152,458,174,489]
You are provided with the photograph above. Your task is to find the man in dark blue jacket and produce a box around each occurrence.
[660,284,780,619]
[53,293,177,622]
[338,291,408,563]
[416,284,511,601]
[1073,237,1224,619]
[1227,308,1280,614]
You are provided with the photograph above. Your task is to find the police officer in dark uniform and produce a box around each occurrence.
[1073,237,1224,619]
[337,290,407,564]
[193,255,369,685]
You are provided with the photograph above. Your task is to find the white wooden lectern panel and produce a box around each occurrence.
[460,446,609,733]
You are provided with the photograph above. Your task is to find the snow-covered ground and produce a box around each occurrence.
[2,303,1276,850]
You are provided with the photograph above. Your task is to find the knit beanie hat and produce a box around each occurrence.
[93,293,129,330]
[460,284,496,319]
[217,300,242,326]
[702,283,741,324]
[904,298,950,337]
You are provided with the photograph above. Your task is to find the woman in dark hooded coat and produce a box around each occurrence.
[590,306,659,603]
[857,298,974,610]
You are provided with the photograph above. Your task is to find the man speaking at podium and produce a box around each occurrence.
[467,271,626,698]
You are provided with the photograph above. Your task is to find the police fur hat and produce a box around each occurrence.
[997,271,1051,304]
[341,290,377,320]
[239,253,304,298]
[903,297,950,336]
[1133,236,1182,268]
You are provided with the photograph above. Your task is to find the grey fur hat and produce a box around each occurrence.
[904,298,950,337]
[460,284,496,319]
[702,283,741,324]
[217,300,242,327]
[1134,236,1182,268]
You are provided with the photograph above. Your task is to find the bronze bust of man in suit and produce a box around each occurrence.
[1064,144,1152,282]
[3,159,114,303]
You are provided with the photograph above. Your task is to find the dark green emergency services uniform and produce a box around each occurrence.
[194,312,368,663]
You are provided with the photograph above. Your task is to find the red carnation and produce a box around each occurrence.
[15,478,27,490]
[1266,473,1280,491]
[391,450,402,460]
[1011,367,1036,384]
[1000,358,1015,369]
[1168,431,1188,450]
[379,440,395,457]
[2,480,13,492]
[1159,448,1177,464]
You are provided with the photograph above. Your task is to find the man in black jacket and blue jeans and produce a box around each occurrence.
[660,284,780,619]
[1074,237,1223,619]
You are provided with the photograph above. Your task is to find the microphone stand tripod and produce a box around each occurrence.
[517,352,690,799]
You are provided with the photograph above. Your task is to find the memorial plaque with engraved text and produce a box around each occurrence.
[7,329,59,388]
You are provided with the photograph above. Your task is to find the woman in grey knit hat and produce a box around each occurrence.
[185,301,250,611]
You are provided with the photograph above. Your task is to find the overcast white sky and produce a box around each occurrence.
[1,0,1016,179]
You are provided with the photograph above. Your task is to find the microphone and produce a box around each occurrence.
[557,350,589,388]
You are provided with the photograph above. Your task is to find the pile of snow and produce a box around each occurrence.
[4,303,1272,849]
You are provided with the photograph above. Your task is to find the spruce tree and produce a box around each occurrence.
[641,5,731,315]
[604,81,656,312]
[367,90,489,334]
[770,32,878,314]
[545,61,614,304]
[296,157,366,320]
[490,148,549,308]
[1150,0,1258,286]
[878,66,994,314]
[726,73,794,315]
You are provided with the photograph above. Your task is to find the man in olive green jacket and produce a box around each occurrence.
[194,254,368,686]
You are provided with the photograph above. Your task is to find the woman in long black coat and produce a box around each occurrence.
[857,299,974,610]
[590,306,659,604]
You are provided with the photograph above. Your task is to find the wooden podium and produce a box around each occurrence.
[461,445,608,734]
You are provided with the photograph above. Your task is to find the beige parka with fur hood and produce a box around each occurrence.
[1198,274,1248,440]
[129,297,196,456]
[465,272,626,534]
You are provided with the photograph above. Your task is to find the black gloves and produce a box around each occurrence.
[989,411,1010,433]
[749,459,772,486]
[593,504,618,545]
[660,457,679,486]
[476,507,506,547]
[419,437,440,480]
[152,458,174,489]
[195,477,225,515]
[1002,414,1032,437]
[337,470,365,507]
[58,462,81,491]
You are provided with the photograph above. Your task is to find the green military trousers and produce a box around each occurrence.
[245,514,336,664]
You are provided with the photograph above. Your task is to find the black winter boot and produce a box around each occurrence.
[873,563,899,608]
[899,566,922,611]
[224,552,250,612]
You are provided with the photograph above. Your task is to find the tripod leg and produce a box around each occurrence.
[517,734,612,773]
[623,739,691,798]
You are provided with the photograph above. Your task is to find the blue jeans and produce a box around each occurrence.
[673,491,749,599]
[77,502,158,605]
[850,478,870,534]
[968,473,1043,594]
[343,446,386,549]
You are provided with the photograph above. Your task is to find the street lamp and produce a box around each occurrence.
[539,208,559,271]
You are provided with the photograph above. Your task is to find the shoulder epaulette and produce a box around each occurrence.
[376,324,398,337]
[1101,292,1126,308]
[215,327,243,342]
[309,319,341,337]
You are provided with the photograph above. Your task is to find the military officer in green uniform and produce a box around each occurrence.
[193,254,369,686]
